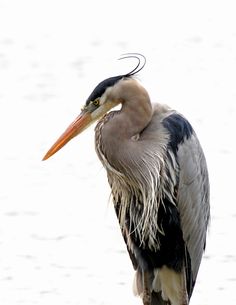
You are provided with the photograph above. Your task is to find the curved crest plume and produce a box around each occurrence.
[119,53,146,77]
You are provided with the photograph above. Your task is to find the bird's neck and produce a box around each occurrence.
[100,78,152,138]
[95,78,153,175]
[101,106,152,146]
[95,95,152,176]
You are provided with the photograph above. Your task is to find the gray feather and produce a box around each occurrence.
[177,134,210,282]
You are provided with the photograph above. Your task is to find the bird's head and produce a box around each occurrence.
[42,53,146,161]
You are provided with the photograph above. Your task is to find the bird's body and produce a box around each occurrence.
[43,55,210,305]
[95,79,209,305]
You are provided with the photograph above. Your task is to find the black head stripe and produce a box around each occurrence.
[86,75,123,105]
[85,54,146,105]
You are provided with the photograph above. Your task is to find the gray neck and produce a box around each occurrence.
[101,79,153,141]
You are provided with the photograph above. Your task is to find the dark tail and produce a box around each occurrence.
[151,291,170,305]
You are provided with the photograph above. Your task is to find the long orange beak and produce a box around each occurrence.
[42,111,92,161]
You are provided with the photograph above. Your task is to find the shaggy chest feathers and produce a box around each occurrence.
[94,110,181,253]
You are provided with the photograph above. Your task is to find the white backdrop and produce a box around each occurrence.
[0,0,236,304]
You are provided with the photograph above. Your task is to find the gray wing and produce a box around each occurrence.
[177,133,210,284]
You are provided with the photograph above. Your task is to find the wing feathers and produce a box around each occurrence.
[177,134,210,282]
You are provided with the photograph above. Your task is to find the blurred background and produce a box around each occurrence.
[0,0,236,304]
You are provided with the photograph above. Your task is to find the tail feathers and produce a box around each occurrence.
[133,270,170,305]
[133,267,188,305]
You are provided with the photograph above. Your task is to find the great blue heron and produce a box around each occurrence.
[43,54,210,305]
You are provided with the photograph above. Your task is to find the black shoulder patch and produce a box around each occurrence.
[162,113,194,155]
[86,75,123,105]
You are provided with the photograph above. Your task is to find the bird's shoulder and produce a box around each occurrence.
[141,103,193,147]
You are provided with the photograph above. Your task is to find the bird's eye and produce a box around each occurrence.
[93,99,100,106]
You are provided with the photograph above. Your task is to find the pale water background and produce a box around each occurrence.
[0,1,236,304]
